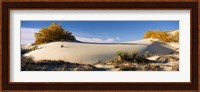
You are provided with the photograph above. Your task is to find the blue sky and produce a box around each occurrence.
[21,21,179,44]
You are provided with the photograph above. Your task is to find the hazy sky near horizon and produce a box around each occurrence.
[21,21,179,44]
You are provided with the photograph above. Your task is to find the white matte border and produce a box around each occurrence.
[10,10,190,82]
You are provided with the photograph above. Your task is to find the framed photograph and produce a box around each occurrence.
[1,1,199,91]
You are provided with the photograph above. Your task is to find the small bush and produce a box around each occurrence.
[144,51,150,58]
[135,56,146,64]
[144,30,179,43]
[116,56,123,62]
[130,52,138,59]
[21,56,34,62]
[32,45,38,50]
[61,45,64,48]
[130,52,138,62]
[116,51,147,63]
[170,32,179,42]
[117,51,129,61]
[21,45,38,55]
[120,65,137,71]
[21,49,31,55]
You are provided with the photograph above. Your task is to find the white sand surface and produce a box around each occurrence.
[24,39,175,64]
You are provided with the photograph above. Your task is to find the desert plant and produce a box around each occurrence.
[34,23,76,44]
[116,56,123,62]
[170,32,179,42]
[130,52,138,62]
[61,45,64,48]
[135,56,146,64]
[21,56,34,63]
[130,52,138,59]
[143,51,150,58]
[21,49,31,55]
[21,56,102,71]
[31,45,38,50]
[144,30,179,43]
[21,45,38,55]
[144,30,159,39]
[117,51,129,61]
[60,39,64,48]
[120,65,137,71]
[116,50,147,63]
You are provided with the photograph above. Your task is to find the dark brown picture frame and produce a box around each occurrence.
[1,1,199,91]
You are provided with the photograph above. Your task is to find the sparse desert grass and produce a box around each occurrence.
[21,45,38,55]
[120,65,137,71]
[32,45,38,50]
[21,49,31,55]
[119,64,164,71]
[93,50,179,71]
[116,51,129,61]
[21,56,104,71]
[116,50,148,64]
[21,54,178,71]
[21,50,179,71]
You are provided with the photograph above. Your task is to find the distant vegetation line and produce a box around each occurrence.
[33,22,179,45]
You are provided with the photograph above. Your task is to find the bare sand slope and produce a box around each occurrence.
[24,39,175,64]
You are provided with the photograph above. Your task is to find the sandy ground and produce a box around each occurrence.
[24,39,175,64]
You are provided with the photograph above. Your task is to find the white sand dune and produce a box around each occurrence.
[24,39,175,64]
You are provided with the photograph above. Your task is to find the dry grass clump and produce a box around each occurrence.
[170,32,179,42]
[144,30,179,42]
[21,45,38,55]
[116,51,149,64]
[119,64,164,71]
[32,45,38,50]
[21,49,31,55]
[120,65,137,71]
[100,50,176,71]
[21,56,103,71]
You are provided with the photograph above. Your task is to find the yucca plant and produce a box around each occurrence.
[117,51,128,61]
